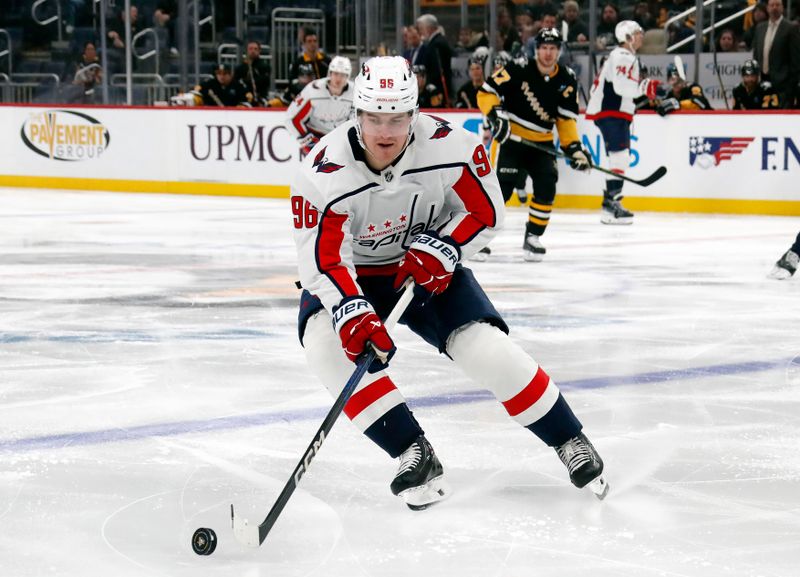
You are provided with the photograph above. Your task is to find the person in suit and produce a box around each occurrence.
[416,13,453,106]
[402,25,428,67]
[751,0,800,108]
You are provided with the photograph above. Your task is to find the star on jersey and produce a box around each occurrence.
[313,146,344,173]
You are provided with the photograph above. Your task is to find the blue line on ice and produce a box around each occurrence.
[0,358,788,453]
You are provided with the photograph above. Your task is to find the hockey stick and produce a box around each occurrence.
[507,135,667,187]
[231,281,416,547]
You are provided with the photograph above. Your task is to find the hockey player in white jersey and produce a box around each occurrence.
[586,21,660,224]
[292,56,608,510]
[286,55,354,156]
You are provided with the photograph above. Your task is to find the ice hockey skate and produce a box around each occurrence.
[390,436,449,510]
[601,198,634,225]
[768,249,799,280]
[471,246,492,262]
[522,234,546,262]
[555,432,609,499]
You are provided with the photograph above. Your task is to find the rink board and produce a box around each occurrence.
[0,104,798,215]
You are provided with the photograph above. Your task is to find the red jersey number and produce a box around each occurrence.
[291,196,319,229]
[472,145,491,177]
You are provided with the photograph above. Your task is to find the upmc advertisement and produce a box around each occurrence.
[0,105,798,214]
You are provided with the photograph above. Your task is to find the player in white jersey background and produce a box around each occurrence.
[586,20,660,225]
[290,56,608,510]
[285,55,355,156]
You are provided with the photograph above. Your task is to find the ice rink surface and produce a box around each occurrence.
[1,188,798,577]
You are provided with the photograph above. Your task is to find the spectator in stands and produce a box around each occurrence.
[192,63,252,107]
[413,64,445,108]
[416,13,453,106]
[289,30,330,81]
[70,41,102,103]
[456,27,489,53]
[153,0,178,56]
[597,4,621,49]
[268,62,314,107]
[497,4,520,52]
[107,5,140,50]
[562,0,589,43]
[752,0,800,107]
[403,25,427,67]
[743,3,769,49]
[633,2,657,31]
[455,51,487,109]
[716,28,740,52]
[235,40,271,106]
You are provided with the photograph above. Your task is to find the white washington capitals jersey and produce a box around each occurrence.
[292,113,505,313]
[586,46,644,121]
[285,78,354,139]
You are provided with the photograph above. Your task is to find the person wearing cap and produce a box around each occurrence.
[286,55,355,156]
[477,27,591,262]
[268,62,315,107]
[732,58,780,109]
[413,64,445,108]
[189,63,253,107]
[454,52,487,109]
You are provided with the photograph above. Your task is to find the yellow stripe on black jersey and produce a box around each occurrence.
[477,60,580,148]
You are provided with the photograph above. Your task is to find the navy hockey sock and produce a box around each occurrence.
[604,179,624,201]
[525,393,582,447]
[364,404,425,458]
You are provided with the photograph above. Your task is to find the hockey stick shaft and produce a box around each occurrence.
[507,135,667,187]
[232,282,416,547]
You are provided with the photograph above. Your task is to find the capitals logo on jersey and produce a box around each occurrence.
[428,115,453,140]
[313,146,344,173]
[689,137,755,169]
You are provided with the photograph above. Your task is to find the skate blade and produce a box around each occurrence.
[587,476,610,500]
[399,475,450,511]
[600,214,634,225]
[768,266,793,280]
[522,250,544,262]
[471,252,489,263]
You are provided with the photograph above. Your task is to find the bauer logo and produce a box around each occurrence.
[21,110,110,161]
[689,136,754,169]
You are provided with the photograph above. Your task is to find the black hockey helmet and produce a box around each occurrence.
[492,50,512,69]
[296,62,314,78]
[741,58,761,77]
[534,27,562,49]
[411,64,427,77]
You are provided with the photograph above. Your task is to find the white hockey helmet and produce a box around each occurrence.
[615,20,643,45]
[353,56,418,114]
[328,55,352,78]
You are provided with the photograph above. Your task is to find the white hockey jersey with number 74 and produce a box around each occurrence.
[291,113,505,313]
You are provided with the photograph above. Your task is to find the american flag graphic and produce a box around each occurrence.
[689,137,755,167]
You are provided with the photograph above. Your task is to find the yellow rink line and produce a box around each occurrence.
[2,174,800,216]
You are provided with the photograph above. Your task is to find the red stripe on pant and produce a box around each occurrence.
[344,376,397,420]
[501,366,550,417]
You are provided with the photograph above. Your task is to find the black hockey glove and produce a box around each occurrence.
[563,142,592,171]
[486,106,510,144]
[657,97,680,116]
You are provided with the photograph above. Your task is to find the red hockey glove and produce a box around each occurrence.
[394,231,460,297]
[562,141,592,171]
[298,133,319,155]
[332,297,396,372]
[641,78,661,101]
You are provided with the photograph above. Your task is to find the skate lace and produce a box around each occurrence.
[556,437,592,474]
[396,442,423,476]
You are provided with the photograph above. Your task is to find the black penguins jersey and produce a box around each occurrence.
[732,82,780,110]
[477,58,580,147]
[673,83,712,110]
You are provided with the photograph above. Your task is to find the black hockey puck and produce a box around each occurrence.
[191,527,217,555]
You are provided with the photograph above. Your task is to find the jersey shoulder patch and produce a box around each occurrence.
[312,146,344,173]
[427,114,453,140]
